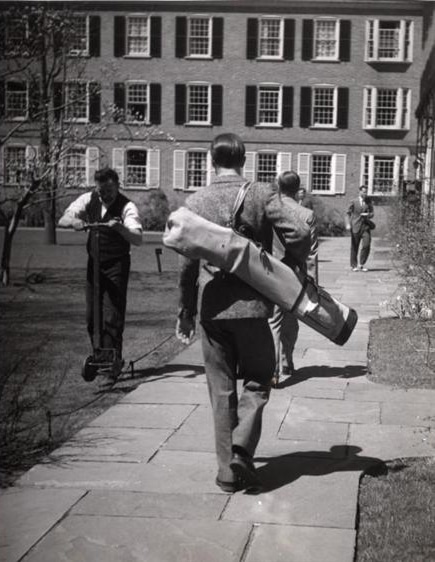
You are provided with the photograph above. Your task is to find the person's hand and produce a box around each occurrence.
[104,218,123,231]
[345,223,351,231]
[176,317,195,345]
[72,218,86,231]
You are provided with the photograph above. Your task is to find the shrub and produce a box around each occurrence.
[138,190,170,231]
[311,197,346,236]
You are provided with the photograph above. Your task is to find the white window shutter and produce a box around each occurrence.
[26,145,39,171]
[173,150,186,190]
[112,148,125,186]
[206,151,216,185]
[393,155,401,194]
[243,151,256,182]
[86,147,99,186]
[277,152,292,176]
[332,154,346,194]
[297,153,311,191]
[147,148,160,188]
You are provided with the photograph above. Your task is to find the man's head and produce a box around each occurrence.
[210,133,246,171]
[359,185,368,200]
[277,171,301,199]
[94,167,120,207]
[296,187,307,202]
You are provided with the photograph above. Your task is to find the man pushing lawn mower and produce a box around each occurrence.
[58,167,143,381]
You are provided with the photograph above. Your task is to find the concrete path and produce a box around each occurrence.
[2,237,435,562]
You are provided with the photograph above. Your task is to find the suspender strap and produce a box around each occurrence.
[231,181,251,229]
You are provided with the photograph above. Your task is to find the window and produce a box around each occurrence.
[364,87,410,129]
[243,151,291,183]
[188,17,212,57]
[127,16,149,56]
[314,19,339,60]
[246,85,293,127]
[5,18,28,54]
[5,82,28,120]
[126,149,147,186]
[312,87,337,127]
[361,154,407,195]
[4,146,27,185]
[187,84,210,124]
[113,147,160,189]
[187,151,208,189]
[69,16,89,55]
[257,153,278,182]
[173,149,212,190]
[366,20,413,62]
[126,83,149,122]
[258,86,281,125]
[297,153,346,194]
[259,18,283,58]
[65,82,88,121]
[64,147,87,187]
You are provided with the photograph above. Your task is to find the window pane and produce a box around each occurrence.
[126,150,147,185]
[376,89,397,127]
[313,88,335,126]
[373,157,395,194]
[6,82,27,119]
[259,19,281,57]
[6,19,27,50]
[127,83,148,121]
[312,155,332,191]
[66,83,88,120]
[65,148,86,187]
[189,17,210,56]
[70,16,88,53]
[257,153,277,182]
[188,85,209,123]
[378,21,401,59]
[127,17,149,55]
[314,20,337,58]
[187,151,207,188]
[258,87,280,124]
[5,146,27,185]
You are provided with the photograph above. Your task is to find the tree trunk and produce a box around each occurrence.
[43,209,57,245]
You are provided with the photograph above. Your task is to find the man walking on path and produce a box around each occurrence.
[346,185,375,272]
[175,133,310,494]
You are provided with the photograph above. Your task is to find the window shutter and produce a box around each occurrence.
[332,154,346,194]
[53,82,63,121]
[114,83,126,122]
[302,20,313,61]
[147,149,160,188]
[246,18,258,59]
[243,152,256,182]
[339,20,351,61]
[282,86,293,127]
[150,83,161,125]
[175,17,187,58]
[173,150,186,189]
[300,87,312,128]
[175,84,186,125]
[212,17,224,59]
[337,88,349,129]
[150,16,161,57]
[86,147,99,186]
[283,19,295,60]
[277,152,292,175]
[298,153,311,190]
[26,145,39,173]
[114,16,126,57]
[112,148,125,185]
[207,151,216,185]
[245,86,257,126]
[89,16,101,57]
[0,81,4,117]
[89,82,100,123]
[211,85,223,126]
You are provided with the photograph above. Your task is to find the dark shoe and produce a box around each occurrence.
[215,477,241,494]
[230,453,262,492]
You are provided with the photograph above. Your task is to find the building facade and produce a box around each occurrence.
[0,0,428,225]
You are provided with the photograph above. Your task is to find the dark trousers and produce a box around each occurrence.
[86,255,130,358]
[200,318,275,483]
[350,229,371,268]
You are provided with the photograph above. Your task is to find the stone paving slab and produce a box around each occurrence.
[0,488,86,562]
[287,397,380,424]
[21,515,252,562]
[121,380,209,404]
[278,418,349,443]
[71,490,228,519]
[381,401,435,428]
[167,340,203,366]
[140,365,206,384]
[88,403,195,429]
[245,524,356,562]
[345,382,435,404]
[256,438,348,459]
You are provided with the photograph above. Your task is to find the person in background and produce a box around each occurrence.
[346,185,374,272]
[295,186,314,210]
[58,167,142,367]
[268,171,319,387]
[175,133,310,494]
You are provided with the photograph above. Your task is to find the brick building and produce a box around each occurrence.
[0,0,429,226]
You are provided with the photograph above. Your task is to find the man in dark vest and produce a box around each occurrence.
[59,167,142,364]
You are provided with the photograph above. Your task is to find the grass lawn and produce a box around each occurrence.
[0,266,186,487]
[355,317,435,561]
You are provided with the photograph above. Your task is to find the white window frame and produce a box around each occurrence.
[297,152,346,194]
[365,19,413,63]
[313,18,340,61]
[112,147,160,190]
[363,87,411,130]
[311,85,338,128]
[172,149,214,190]
[65,81,90,123]
[257,84,282,127]
[5,18,29,54]
[186,83,211,125]
[68,15,90,57]
[62,146,99,188]
[187,15,212,58]
[5,81,29,121]
[126,14,150,57]
[258,16,284,60]
[2,144,38,186]
[360,154,408,196]
[125,81,150,123]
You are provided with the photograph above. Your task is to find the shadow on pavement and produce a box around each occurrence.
[277,365,366,388]
[255,445,387,493]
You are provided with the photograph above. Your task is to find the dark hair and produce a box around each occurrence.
[94,167,120,186]
[278,171,300,195]
[210,133,245,169]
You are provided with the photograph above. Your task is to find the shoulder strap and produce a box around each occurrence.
[231,181,251,229]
